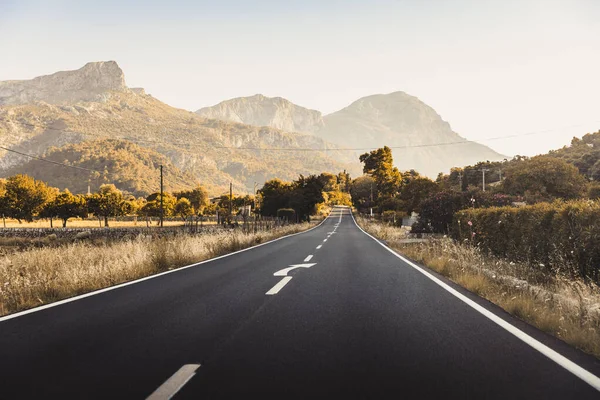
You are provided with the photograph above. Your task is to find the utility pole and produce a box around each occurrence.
[160,165,164,227]
[481,168,489,192]
[370,182,374,217]
[458,172,463,192]
[229,182,233,221]
[253,182,258,211]
[498,169,503,181]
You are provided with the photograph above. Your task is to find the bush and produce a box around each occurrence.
[381,210,407,226]
[277,208,296,221]
[452,200,600,282]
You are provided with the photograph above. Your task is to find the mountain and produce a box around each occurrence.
[0,61,127,106]
[197,94,324,133]
[196,92,506,177]
[0,62,358,195]
[3,139,197,197]
[318,92,505,177]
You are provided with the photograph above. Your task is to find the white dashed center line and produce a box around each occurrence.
[304,255,313,262]
[316,245,322,249]
[147,364,200,400]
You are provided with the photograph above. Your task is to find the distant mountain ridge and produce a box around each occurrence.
[197,92,506,177]
[197,94,324,133]
[0,62,357,195]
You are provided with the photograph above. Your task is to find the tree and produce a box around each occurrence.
[350,175,376,211]
[87,184,127,227]
[0,179,7,227]
[140,192,176,220]
[359,146,402,201]
[174,198,193,221]
[502,156,587,201]
[414,190,466,234]
[398,176,439,214]
[174,185,209,215]
[318,173,339,192]
[337,170,352,193]
[289,175,325,222]
[41,189,88,227]
[259,179,293,217]
[3,174,52,223]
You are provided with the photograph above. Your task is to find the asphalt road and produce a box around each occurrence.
[1,207,600,399]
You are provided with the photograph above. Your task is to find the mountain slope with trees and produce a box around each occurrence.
[0,62,358,195]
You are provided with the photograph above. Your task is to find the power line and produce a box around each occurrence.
[0,145,105,174]
[0,145,198,193]
[3,119,598,152]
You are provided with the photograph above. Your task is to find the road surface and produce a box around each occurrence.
[1,207,599,399]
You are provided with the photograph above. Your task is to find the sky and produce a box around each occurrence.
[1,0,599,157]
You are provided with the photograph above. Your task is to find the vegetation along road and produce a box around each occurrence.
[0,207,599,399]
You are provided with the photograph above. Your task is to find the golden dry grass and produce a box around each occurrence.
[357,217,600,358]
[0,218,217,228]
[0,222,315,316]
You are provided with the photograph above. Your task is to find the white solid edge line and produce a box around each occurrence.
[146,364,200,400]
[0,213,332,323]
[304,255,313,262]
[316,245,322,249]
[350,212,600,392]
[265,276,293,295]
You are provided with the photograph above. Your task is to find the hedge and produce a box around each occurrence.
[452,200,600,282]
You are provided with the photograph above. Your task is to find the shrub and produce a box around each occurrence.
[277,208,296,221]
[453,200,600,282]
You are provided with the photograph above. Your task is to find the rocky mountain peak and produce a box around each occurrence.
[0,61,128,106]
[196,94,325,133]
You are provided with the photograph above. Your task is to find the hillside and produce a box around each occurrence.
[0,62,358,195]
[548,130,600,180]
[196,94,324,133]
[197,92,506,177]
[3,139,196,197]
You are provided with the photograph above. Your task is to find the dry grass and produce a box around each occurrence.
[0,222,315,316]
[357,217,600,358]
[0,218,218,228]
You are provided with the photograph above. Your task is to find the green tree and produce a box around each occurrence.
[174,185,209,215]
[398,176,439,214]
[259,179,293,217]
[350,175,376,211]
[318,173,339,192]
[174,198,193,220]
[502,156,587,201]
[3,174,52,223]
[359,146,402,201]
[288,175,325,222]
[337,170,352,193]
[87,184,127,227]
[42,189,88,227]
[0,179,8,227]
[140,192,176,220]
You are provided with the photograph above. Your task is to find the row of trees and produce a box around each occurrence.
[259,171,352,222]
[350,144,600,233]
[0,174,212,227]
[0,170,353,228]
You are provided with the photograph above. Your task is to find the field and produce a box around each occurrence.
[0,217,217,228]
[357,217,600,358]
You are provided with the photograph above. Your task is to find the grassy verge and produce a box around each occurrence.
[357,217,600,358]
[0,222,317,317]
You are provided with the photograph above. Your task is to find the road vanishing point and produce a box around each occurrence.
[1,207,600,399]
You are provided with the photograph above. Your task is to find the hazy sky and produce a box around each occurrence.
[1,0,599,156]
